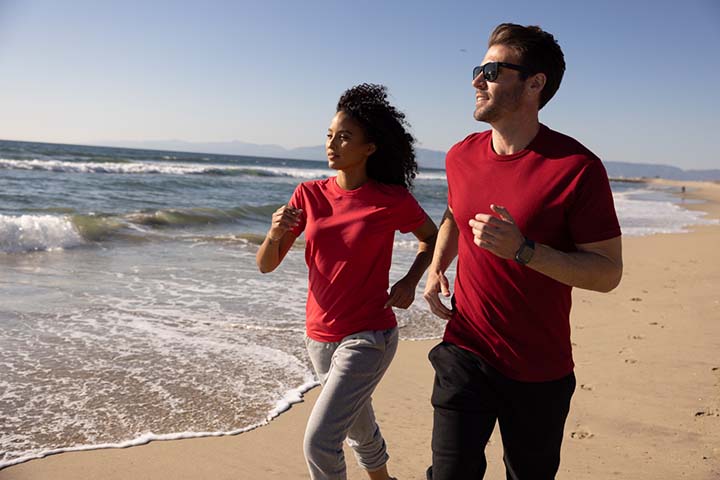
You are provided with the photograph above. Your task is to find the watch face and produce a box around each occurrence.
[515,242,534,264]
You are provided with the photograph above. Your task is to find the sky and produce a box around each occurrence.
[0,0,719,169]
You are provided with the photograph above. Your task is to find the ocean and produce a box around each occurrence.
[0,139,716,468]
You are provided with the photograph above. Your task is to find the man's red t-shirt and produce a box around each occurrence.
[290,177,427,342]
[445,125,621,382]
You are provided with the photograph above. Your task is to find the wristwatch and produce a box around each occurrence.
[514,238,535,265]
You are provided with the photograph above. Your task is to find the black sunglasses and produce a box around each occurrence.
[472,62,528,82]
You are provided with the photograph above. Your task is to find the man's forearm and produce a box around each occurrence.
[430,208,459,274]
[527,241,623,292]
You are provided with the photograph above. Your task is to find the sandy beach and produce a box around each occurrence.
[1,179,718,480]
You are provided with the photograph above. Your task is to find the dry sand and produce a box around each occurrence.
[1,180,718,480]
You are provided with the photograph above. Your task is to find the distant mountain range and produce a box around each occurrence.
[601,161,720,182]
[95,139,449,168]
[96,139,720,181]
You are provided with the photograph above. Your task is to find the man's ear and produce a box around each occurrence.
[528,72,546,95]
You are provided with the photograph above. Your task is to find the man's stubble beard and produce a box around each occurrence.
[473,84,525,123]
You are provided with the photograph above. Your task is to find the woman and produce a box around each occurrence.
[256,83,437,480]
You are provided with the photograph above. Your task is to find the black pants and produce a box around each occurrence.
[427,342,576,480]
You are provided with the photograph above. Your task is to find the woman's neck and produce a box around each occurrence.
[336,167,369,191]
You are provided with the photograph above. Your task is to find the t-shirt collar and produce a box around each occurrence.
[487,124,548,162]
[329,176,374,196]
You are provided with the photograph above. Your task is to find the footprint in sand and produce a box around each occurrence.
[630,297,643,302]
[628,335,645,340]
[618,347,638,364]
[570,428,594,440]
[580,383,594,391]
[694,408,720,417]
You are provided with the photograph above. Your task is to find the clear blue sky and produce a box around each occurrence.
[1,0,718,169]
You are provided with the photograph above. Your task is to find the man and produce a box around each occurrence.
[423,23,623,480]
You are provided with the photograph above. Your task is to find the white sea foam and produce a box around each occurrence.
[234,323,306,334]
[0,158,331,179]
[0,153,439,181]
[0,379,319,469]
[416,170,447,181]
[613,191,718,236]
[243,165,331,179]
[0,158,207,175]
[0,290,317,469]
[0,214,84,253]
[393,237,420,249]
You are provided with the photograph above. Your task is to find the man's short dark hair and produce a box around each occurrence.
[489,23,566,109]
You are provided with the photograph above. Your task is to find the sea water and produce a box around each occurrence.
[0,139,715,468]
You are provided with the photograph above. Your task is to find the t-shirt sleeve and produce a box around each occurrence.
[288,183,307,237]
[396,190,428,234]
[567,160,622,244]
[445,149,454,211]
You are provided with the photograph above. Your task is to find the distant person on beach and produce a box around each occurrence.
[257,84,438,480]
[423,23,623,479]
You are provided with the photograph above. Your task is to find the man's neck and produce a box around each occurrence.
[490,115,541,156]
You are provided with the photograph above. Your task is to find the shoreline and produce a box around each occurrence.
[1,179,719,479]
[0,378,321,471]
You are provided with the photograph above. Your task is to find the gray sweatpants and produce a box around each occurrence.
[304,327,399,480]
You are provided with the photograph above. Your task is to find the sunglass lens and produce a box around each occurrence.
[473,63,498,82]
[485,63,498,82]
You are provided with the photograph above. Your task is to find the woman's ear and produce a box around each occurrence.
[366,143,377,157]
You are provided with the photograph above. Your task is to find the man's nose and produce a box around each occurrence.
[472,73,487,89]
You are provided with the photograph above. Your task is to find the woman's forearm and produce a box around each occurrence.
[256,232,296,273]
[256,205,301,273]
[256,235,281,273]
[403,234,436,285]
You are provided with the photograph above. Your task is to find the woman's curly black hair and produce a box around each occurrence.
[336,83,417,189]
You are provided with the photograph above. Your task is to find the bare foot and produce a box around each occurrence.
[367,464,395,480]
